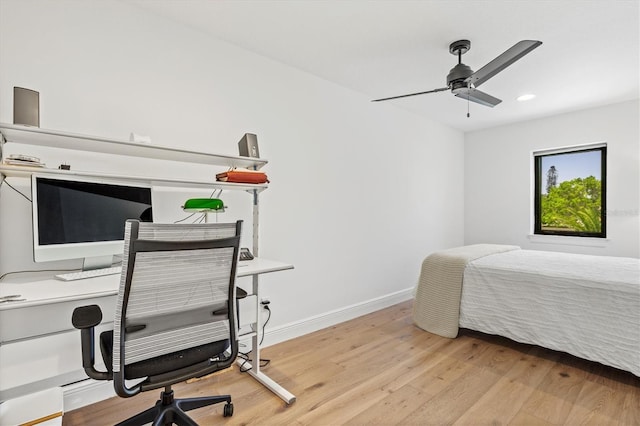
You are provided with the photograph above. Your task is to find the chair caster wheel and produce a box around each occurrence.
[223,402,234,417]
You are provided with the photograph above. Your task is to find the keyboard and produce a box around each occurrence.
[55,266,122,281]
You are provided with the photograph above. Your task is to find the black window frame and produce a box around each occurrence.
[534,145,607,238]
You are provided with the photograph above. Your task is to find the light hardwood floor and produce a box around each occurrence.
[63,301,640,425]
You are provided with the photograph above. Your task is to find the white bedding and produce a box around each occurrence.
[459,249,640,377]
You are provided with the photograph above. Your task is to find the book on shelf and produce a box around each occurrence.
[3,154,45,167]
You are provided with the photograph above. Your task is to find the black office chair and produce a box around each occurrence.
[72,219,242,425]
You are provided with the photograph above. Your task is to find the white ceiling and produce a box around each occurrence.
[130,0,639,132]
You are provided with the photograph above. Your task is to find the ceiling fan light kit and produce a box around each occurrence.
[373,39,542,113]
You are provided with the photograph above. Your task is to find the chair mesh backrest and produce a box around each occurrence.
[113,221,239,372]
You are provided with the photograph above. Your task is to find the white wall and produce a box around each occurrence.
[0,1,464,333]
[465,100,640,258]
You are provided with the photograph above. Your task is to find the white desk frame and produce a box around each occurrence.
[0,124,295,403]
[236,258,296,404]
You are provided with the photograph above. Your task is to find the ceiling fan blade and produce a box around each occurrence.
[372,87,449,102]
[467,40,542,88]
[454,87,502,107]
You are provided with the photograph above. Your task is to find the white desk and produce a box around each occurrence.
[0,258,295,404]
[236,257,293,278]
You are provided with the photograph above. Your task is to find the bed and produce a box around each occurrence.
[413,245,640,377]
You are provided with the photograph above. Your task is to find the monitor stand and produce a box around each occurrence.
[82,255,114,271]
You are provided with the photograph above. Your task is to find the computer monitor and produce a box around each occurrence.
[31,174,153,270]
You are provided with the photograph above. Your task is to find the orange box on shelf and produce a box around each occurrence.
[216,169,269,184]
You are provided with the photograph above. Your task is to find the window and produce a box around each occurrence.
[534,145,606,238]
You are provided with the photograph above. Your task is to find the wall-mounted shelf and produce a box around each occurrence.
[0,164,268,192]
[0,123,267,170]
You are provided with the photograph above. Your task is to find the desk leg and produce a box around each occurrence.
[238,274,296,405]
[237,359,297,404]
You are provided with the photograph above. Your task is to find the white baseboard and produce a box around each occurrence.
[262,287,414,347]
[62,288,414,411]
[63,379,115,412]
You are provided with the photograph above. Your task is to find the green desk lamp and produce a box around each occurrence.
[182,198,225,223]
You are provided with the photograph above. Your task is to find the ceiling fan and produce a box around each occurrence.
[372,39,542,108]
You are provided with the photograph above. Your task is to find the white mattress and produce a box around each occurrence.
[459,249,640,376]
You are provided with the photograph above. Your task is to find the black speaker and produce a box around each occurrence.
[13,87,39,127]
[238,133,259,158]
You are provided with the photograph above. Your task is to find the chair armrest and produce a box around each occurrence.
[72,304,103,329]
[71,305,112,381]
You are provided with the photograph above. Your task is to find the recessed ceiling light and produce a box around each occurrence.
[517,94,536,102]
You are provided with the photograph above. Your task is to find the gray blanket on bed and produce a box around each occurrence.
[412,244,520,338]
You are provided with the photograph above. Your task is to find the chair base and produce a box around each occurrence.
[116,387,233,426]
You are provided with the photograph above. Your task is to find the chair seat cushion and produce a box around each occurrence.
[99,330,230,379]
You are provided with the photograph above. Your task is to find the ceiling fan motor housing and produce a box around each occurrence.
[447,63,474,92]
